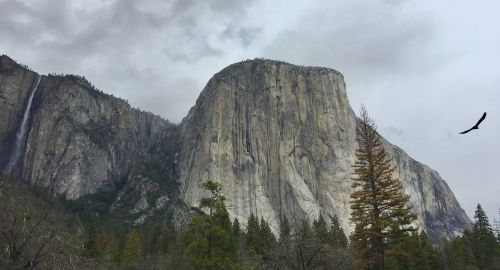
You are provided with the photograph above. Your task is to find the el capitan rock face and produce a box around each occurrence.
[0,55,470,240]
[178,59,471,240]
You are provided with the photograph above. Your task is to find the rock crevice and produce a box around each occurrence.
[178,59,470,240]
[0,56,471,239]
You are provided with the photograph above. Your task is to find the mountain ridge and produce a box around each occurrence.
[0,55,471,241]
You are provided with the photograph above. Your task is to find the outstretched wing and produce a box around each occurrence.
[474,112,487,127]
[459,127,474,134]
[460,112,487,134]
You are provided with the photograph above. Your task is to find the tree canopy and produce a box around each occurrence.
[350,106,416,269]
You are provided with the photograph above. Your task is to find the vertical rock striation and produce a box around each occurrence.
[1,55,177,201]
[0,55,471,239]
[178,59,470,240]
[4,75,41,174]
[22,74,176,199]
[0,55,37,168]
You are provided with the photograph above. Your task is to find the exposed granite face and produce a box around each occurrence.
[0,55,177,200]
[0,56,37,167]
[0,55,471,239]
[178,59,471,240]
[387,142,471,240]
[110,129,185,226]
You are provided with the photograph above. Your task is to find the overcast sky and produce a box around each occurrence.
[1,0,499,221]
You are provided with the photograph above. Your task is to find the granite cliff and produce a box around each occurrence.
[0,55,471,240]
[178,59,471,240]
[0,55,182,224]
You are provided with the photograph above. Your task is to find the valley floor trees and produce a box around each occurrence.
[350,107,417,270]
[185,180,238,270]
[2,175,500,269]
[469,204,498,269]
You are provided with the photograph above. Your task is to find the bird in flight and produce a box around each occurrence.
[459,112,487,134]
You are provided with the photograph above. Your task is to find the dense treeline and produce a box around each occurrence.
[1,176,500,269]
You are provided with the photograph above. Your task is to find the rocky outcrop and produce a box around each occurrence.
[0,55,177,201]
[178,59,470,240]
[0,55,471,240]
[109,129,186,226]
[0,56,37,168]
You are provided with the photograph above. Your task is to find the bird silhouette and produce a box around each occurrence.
[459,112,487,134]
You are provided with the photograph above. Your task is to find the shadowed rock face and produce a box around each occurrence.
[0,55,470,240]
[0,56,37,168]
[178,59,471,240]
[0,55,177,201]
[22,75,176,199]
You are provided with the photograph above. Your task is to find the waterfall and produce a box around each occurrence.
[4,75,41,174]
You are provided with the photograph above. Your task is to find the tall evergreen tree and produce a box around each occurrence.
[123,229,140,267]
[294,219,325,270]
[313,215,329,244]
[440,232,477,270]
[232,218,244,267]
[274,215,293,269]
[493,209,500,243]
[259,217,276,262]
[350,106,416,270]
[185,180,237,270]
[246,213,260,254]
[280,215,291,243]
[232,218,241,237]
[329,215,348,249]
[470,204,498,269]
[113,226,126,265]
[409,231,440,270]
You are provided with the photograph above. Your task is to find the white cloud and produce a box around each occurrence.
[1,0,499,220]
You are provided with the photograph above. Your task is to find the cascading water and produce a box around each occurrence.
[3,75,41,174]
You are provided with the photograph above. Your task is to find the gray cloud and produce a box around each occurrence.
[0,0,258,121]
[1,0,499,220]
[221,25,262,47]
[164,40,223,63]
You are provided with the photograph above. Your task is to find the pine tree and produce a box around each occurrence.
[199,180,226,218]
[123,229,140,267]
[113,226,126,265]
[325,216,352,270]
[186,180,237,270]
[469,204,498,269]
[274,215,293,269]
[329,215,348,249]
[440,232,476,270]
[280,216,291,242]
[258,217,276,262]
[294,219,324,270]
[246,213,260,254]
[493,209,500,243]
[313,215,329,244]
[350,106,416,270]
[232,218,244,266]
[233,218,241,237]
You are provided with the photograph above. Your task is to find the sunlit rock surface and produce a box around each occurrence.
[178,59,471,240]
